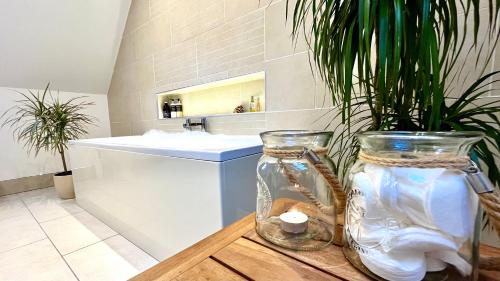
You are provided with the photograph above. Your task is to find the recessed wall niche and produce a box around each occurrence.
[156,72,265,119]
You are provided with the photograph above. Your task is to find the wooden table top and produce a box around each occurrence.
[132,213,500,281]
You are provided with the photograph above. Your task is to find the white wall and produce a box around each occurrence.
[0,87,111,181]
[0,0,130,94]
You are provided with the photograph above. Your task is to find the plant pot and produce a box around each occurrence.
[53,171,75,199]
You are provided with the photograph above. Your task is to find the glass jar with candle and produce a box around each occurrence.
[256,130,345,251]
[343,131,485,281]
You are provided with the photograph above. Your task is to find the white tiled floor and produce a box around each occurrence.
[0,187,158,281]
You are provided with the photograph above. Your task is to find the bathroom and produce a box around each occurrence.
[0,0,499,280]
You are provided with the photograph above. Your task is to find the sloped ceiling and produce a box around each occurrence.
[0,0,130,94]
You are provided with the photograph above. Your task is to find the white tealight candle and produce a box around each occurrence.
[279,211,309,234]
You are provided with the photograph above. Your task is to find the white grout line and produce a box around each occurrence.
[35,209,86,224]
[0,237,48,255]
[19,196,81,281]
[62,234,120,257]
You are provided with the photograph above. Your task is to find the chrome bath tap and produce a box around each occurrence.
[182,117,207,132]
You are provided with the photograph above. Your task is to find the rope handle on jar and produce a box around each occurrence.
[263,147,347,215]
[359,150,500,271]
[264,147,346,246]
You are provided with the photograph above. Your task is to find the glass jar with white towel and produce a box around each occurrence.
[343,131,486,281]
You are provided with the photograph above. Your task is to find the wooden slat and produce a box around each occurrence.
[244,230,370,281]
[212,238,340,281]
[131,213,256,281]
[479,244,500,281]
[173,258,246,281]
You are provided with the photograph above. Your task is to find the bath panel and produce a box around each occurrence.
[69,135,261,260]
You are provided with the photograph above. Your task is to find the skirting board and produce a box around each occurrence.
[0,174,54,196]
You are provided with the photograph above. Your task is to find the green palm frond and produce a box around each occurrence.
[287,0,500,190]
[1,83,97,172]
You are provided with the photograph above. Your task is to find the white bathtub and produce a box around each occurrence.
[68,131,262,260]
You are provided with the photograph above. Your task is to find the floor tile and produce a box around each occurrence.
[40,211,117,255]
[65,235,157,281]
[0,239,77,281]
[0,193,31,221]
[20,187,84,222]
[0,212,46,253]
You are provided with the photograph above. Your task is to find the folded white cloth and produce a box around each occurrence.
[364,164,402,214]
[381,166,475,238]
[382,226,459,253]
[359,249,426,281]
[349,165,476,280]
[428,250,472,276]
[426,256,447,272]
[427,172,475,238]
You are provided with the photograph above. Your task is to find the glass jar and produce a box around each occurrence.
[256,130,340,250]
[344,131,483,281]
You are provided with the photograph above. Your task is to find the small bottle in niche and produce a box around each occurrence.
[256,97,261,112]
[249,96,256,112]
[170,99,177,118]
[162,101,171,118]
[177,99,183,117]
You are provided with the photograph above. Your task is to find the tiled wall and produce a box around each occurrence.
[108,0,336,136]
[108,0,499,245]
[108,0,499,137]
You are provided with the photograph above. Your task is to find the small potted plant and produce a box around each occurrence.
[1,83,96,199]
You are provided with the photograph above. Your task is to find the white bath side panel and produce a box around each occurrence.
[69,145,223,261]
[220,153,261,226]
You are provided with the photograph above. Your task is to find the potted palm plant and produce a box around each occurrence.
[287,0,500,279]
[1,83,96,199]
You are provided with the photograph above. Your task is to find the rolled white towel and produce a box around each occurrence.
[381,226,459,253]
[392,167,475,238]
[428,250,472,276]
[426,256,447,272]
[427,172,475,238]
[352,172,380,215]
[391,167,445,186]
[359,248,426,281]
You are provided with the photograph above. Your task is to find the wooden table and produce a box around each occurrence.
[132,213,500,281]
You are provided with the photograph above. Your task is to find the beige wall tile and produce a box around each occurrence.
[199,0,225,32]
[132,120,155,135]
[170,0,225,44]
[133,14,171,59]
[447,9,494,98]
[265,52,315,111]
[315,76,333,109]
[134,56,155,92]
[115,34,135,70]
[169,0,200,44]
[110,122,132,136]
[107,0,354,136]
[224,0,270,22]
[265,0,307,60]
[197,10,265,77]
[227,61,265,78]
[107,69,127,97]
[154,39,197,87]
[124,0,150,35]
[108,95,128,123]
[108,94,141,124]
[149,0,174,18]
[489,40,500,97]
[140,93,158,120]
[265,108,338,131]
